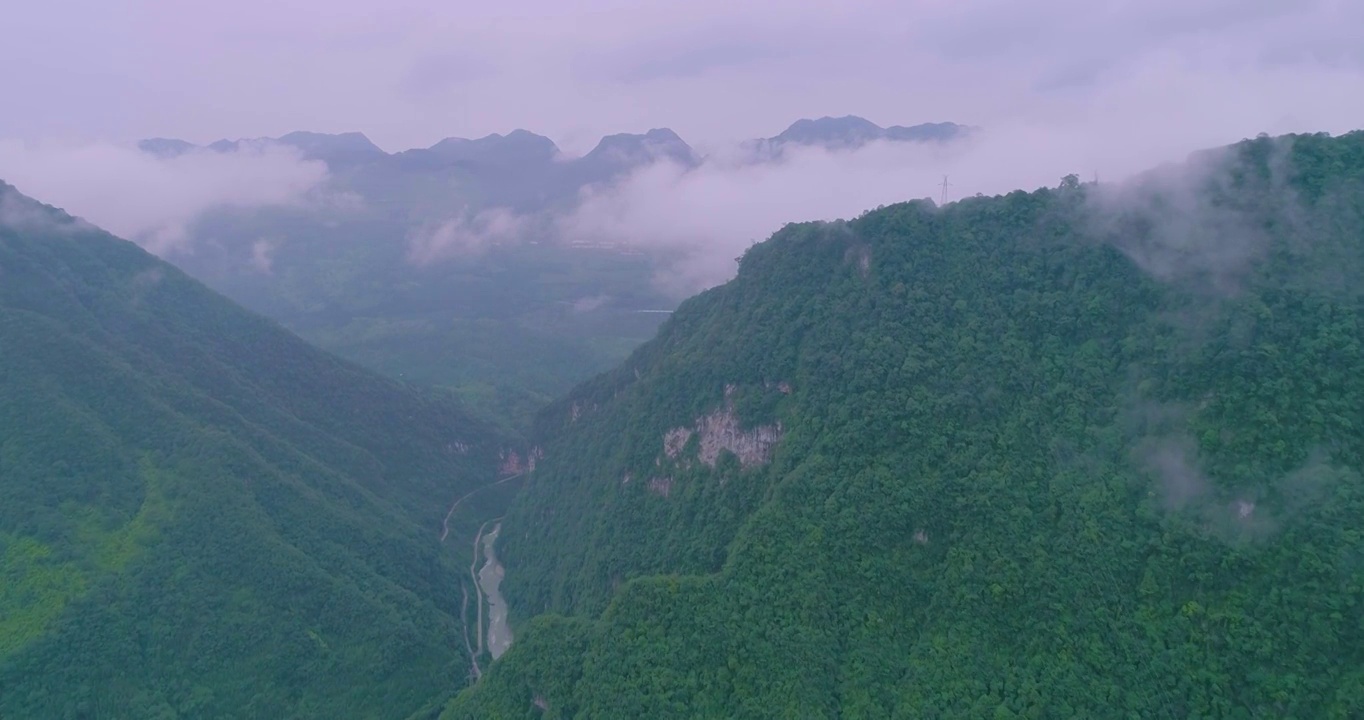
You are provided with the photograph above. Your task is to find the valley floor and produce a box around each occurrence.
[478,523,513,660]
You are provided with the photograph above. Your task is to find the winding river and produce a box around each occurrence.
[477,522,513,659]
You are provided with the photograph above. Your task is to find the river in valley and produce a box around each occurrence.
[478,522,513,659]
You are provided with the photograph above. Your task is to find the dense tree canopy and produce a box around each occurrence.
[448,131,1364,718]
[0,184,512,719]
[6,128,1364,718]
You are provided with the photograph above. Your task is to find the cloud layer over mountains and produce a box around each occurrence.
[2,60,1363,292]
[0,140,328,254]
[3,94,1363,296]
[4,0,1361,152]
[2,1,1361,292]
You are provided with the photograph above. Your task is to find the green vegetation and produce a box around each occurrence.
[9,128,1364,718]
[158,118,968,434]
[160,117,963,433]
[448,131,1364,718]
[179,210,673,433]
[0,184,513,718]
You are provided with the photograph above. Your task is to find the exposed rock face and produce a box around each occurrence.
[763,380,793,394]
[663,427,693,458]
[647,476,674,498]
[499,446,544,475]
[567,400,599,424]
[695,408,782,469]
[659,390,784,471]
[642,386,786,499]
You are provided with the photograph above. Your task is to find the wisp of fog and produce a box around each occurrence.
[0,140,327,254]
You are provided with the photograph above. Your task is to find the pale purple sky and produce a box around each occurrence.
[5,0,1362,152]
[5,0,1364,288]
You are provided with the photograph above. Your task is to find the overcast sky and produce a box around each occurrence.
[5,0,1363,152]
[5,0,1364,290]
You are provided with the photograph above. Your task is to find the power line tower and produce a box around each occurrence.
[939,175,953,204]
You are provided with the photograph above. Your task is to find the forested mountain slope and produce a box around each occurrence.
[448,131,1364,718]
[0,183,511,719]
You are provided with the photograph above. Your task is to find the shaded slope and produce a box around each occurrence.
[448,131,1364,718]
[0,183,510,719]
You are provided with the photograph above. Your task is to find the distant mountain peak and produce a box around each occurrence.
[591,127,684,146]
[189,131,386,166]
[507,128,551,141]
[279,130,382,149]
[137,137,199,158]
[775,115,884,146]
[427,130,560,166]
[273,131,386,165]
[750,116,972,158]
[585,128,698,169]
[884,121,973,143]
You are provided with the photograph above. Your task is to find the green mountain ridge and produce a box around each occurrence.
[447,130,1364,718]
[0,182,513,718]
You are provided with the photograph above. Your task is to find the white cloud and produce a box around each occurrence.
[0,184,96,235]
[559,47,1364,294]
[406,207,528,265]
[250,238,277,274]
[0,140,328,253]
[571,295,610,313]
[3,1,1361,298]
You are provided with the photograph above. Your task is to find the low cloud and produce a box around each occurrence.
[571,295,610,313]
[557,48,1364,295]
[250,238,277,274]
[126,266,167,310]
[3,31,1361,298]
[1086,147,1275,296]
[1137,434,1219,513]
[0,183,96,236]
[405,207,529,265]
[0,140,328,253]
[1133,432,1352,544]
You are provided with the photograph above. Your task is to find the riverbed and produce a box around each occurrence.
[478,522,513,659]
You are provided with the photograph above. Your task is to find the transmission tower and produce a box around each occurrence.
[939,175,953,204]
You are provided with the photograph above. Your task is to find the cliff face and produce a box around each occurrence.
[497,446,543,475]
[663,386,785,470]
[693,407,782,469]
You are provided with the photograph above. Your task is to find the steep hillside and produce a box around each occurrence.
[448,131,1364,718]
[0,183,513,718]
